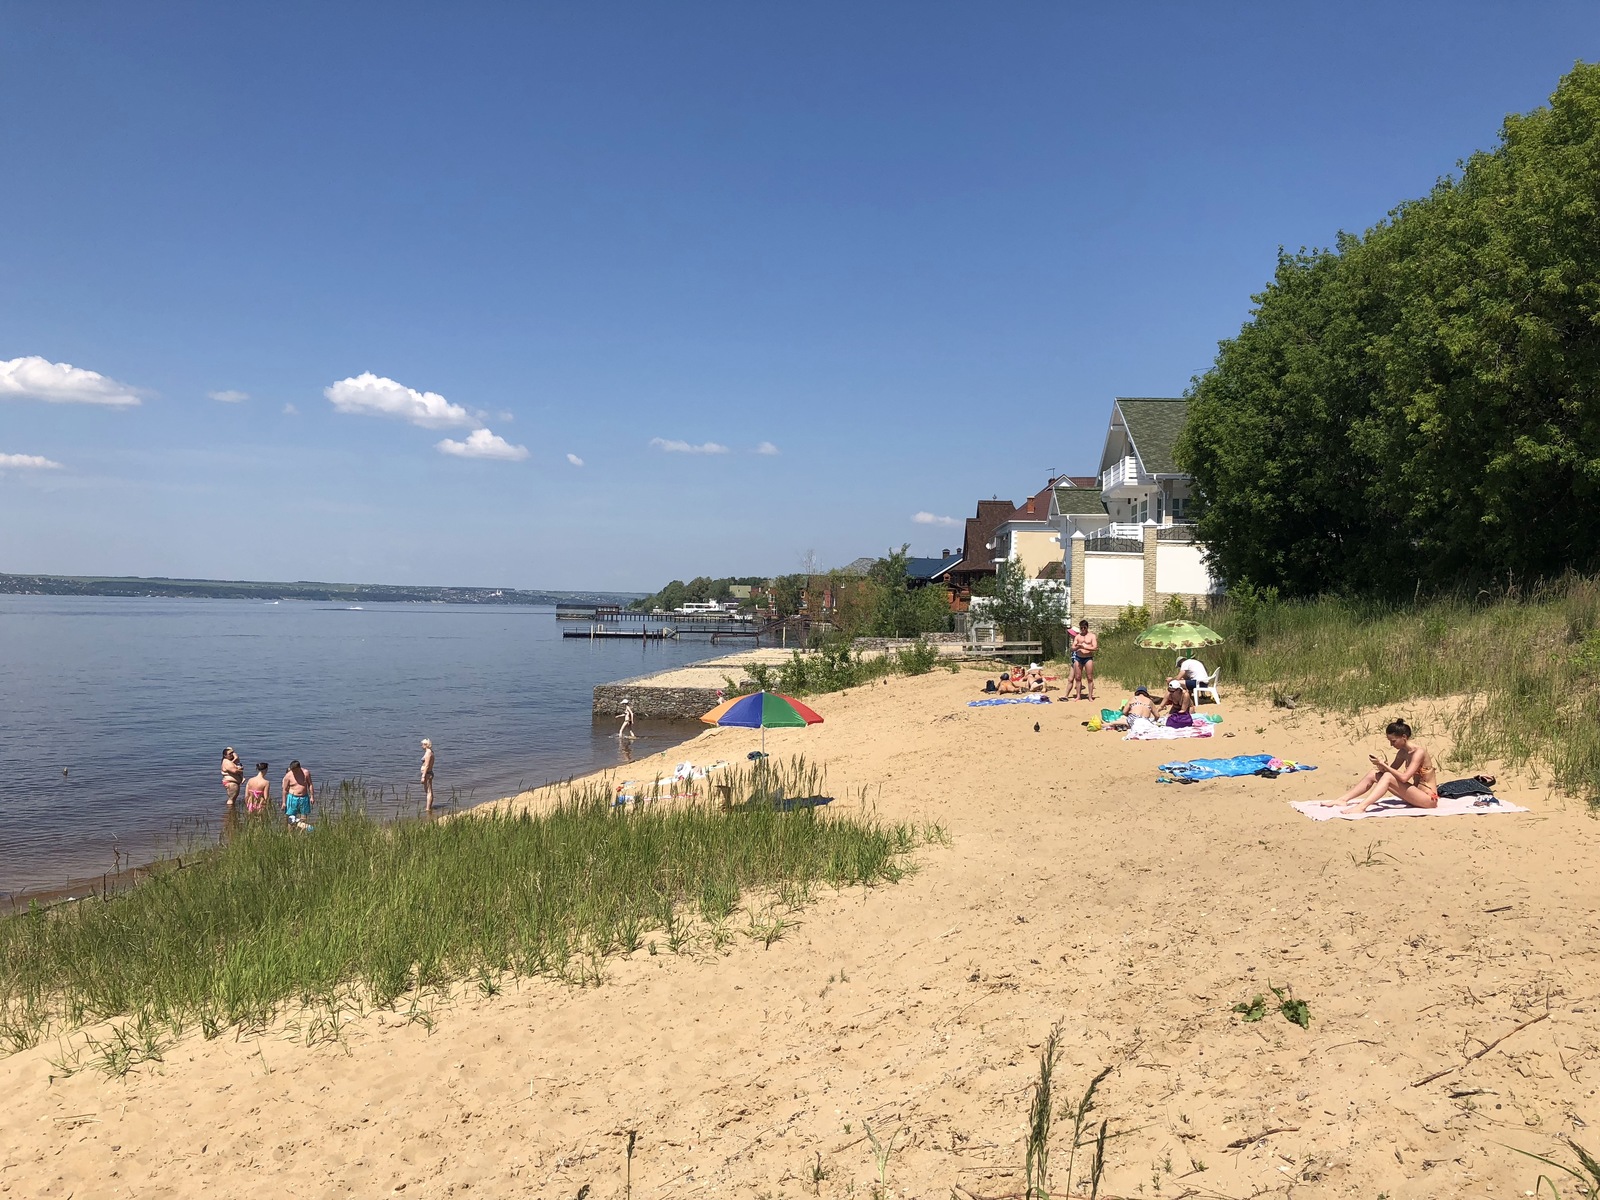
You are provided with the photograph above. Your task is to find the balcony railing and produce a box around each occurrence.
[1157,522,1198,542]
[1083,524,1143,554]
[1100,456,1140,494]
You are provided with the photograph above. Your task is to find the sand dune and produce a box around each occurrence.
[3,666,1596,1199]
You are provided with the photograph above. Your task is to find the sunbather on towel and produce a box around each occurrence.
[1109,686,1158,729]
[1164,679,1194,728]
[998,671,1022,695]
[1328,718,1439,813]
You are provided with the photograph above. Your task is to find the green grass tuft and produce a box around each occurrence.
[1,762,929,1058]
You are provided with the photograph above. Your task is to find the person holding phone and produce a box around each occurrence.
[1330,719,1439,813]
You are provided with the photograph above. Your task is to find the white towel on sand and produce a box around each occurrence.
[1123,718,1212,741]
[1291,795,1529,821]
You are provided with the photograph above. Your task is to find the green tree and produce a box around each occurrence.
[1179,61,1600,597]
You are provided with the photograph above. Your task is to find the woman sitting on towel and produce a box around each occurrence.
[1164,679,1194,728]
[1332,719,1439,813]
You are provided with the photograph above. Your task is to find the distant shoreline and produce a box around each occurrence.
[0,572,642,606]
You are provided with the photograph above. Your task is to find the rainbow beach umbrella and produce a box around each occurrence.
[700,690,823,754]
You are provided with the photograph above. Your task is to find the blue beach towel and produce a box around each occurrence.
[968,695,1053,707]
[1157,754,1317,783]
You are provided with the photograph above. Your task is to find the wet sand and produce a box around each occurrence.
[2,665,1596,1198]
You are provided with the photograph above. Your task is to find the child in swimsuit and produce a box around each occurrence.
[245,762,270,814]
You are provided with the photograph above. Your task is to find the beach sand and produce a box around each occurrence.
[3,666,1597,1198]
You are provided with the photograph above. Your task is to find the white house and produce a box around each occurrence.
[1048,397,1221,621]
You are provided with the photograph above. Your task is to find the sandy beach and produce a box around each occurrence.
[3,665,1597,1199]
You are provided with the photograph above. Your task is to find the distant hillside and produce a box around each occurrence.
[0,573,641,606]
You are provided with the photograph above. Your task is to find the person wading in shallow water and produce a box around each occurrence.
[617,698,636,740]
[221,747,244,806]
[420,738,436,811]
[282,760,315,828]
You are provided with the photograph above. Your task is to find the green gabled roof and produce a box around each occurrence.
[1054,486,1108,516]
[1116,397,1188,475]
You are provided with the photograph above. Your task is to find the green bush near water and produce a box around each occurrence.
[1089,577,1600,806]
[0,763,936,1056]
[736,639,942,698]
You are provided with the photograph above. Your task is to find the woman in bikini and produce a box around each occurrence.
[1333,719,1440,813]
[244,762,271,815]
[221,747,244,806]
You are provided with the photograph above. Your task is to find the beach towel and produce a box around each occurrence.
[968,695,1052,707]
[1158,754,1316,782]
[1125,719,1213,741]
[1291,794,1528,821]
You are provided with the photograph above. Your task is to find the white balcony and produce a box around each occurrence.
[1100,455,1143,496]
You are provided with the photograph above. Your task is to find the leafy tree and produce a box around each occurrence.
[1179,62,1600,597]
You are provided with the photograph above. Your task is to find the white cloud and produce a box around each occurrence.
[566,453,584,467]
[0,452,63,469]
[325,372,473,429]
[208,389,249,403]
[283,403,299,415]
[912,511,960,527]
[436,427,530,461]
[754,441,780,456]
[650,437,729,455]
[0,356,142,406]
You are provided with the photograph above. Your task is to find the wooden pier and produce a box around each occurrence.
[562,625,678,641]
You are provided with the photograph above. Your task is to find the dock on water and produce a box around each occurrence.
[563,625,678,640]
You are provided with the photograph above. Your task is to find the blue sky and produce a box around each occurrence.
[2,3,1595,590]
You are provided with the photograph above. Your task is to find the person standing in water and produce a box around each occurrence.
[420,738,436,811]
[244,762,271,814]
[282,759,315,828]
[221,747,244,806]
[617,698,636,740]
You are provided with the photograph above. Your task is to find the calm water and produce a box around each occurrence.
[0,596,714,898]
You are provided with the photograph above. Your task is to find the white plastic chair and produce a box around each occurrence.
[1194,668,1221,706]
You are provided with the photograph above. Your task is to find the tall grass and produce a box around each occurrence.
[735,639,943,697]
[1090,576,1600,805]
[0,763,936,1059]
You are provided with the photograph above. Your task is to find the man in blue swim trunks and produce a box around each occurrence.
[282,759,315,828]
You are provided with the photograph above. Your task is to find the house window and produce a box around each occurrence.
[1171,496,1189,521]
[1137,497,1148,524]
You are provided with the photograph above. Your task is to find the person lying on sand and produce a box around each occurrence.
[1328,718,1439,813]
[997,672,1022,695]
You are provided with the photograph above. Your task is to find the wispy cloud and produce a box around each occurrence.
[208,389,249,403]
[650,437,729,455]
[437,428,530,461]
[754,441,780,456]
[566,453,584,467]
[0,452,63,469]
[325,372,473,428]
[912,511,960,527]
[0,356,143,406]
[283,403,299,416]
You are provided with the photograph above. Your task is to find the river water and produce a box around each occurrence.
[0,596,713,898]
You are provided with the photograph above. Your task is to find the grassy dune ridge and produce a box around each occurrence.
[1091,577,1600,805]
[0,759,938,1061]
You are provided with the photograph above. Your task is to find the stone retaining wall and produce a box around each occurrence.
[593,682,725,722]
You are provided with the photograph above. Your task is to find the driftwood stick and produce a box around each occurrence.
[1226,1125,1300,1149]
[1410,1010,1551,1087]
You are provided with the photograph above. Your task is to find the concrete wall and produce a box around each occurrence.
[593,683,723,721]
[1156,542,1216,598]
[1082,551,1144,608]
